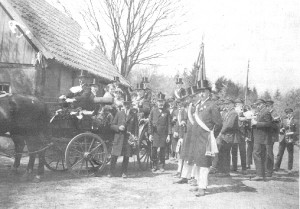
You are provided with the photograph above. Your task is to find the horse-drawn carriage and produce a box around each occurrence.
[43,104,152,177]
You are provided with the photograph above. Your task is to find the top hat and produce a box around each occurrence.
[113,76,120,83]
[78,70,88,78]
[89,78,98,86]
[157,92,166,100]
[136,82,146,90]
[255,98,266,105]
[176,78,183,84]
[142,77,149,83]
[123,94,131,103]
[235,98,244,104]
[187,85,200,96]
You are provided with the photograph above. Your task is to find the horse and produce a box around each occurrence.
[0,93,51,182]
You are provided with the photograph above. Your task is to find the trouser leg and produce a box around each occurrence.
[177,157,183,173]
[231,143,238,171]
[265,143,274,175]
[246,140,254,167]
[274,141,286,170]
[253,143,264,177]
[286,143,294,170]
[151,147,158,168]
[159,147,166,167]
[122,156,129,174]
[37,150,45,176]
[218,141,232,174]
[197,167,209,189]
[211,142,222,170]
[181,162,193,179]
[239,140,247,170]
[110,155,118,174]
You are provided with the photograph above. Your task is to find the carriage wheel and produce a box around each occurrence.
[65,133,108,177]
[44,143,67,171]
[137,124,152,171]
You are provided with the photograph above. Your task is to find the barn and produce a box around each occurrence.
[0,0,129,104]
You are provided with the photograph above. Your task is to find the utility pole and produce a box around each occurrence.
[244,60,250,105]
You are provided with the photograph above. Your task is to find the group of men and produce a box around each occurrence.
[165,78,299,197]
[65,73,298,197]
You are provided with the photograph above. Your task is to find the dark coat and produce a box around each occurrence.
[111,109,138,157]
[252,107,273,145]
[148,107,172,147]
[219,108,239,144]
[67,84,95,111]
[188,99,222,167]
[180,105,194,160]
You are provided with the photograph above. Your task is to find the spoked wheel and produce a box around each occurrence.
[137,123,152,171]
[44,142,67,171]
[65,133,108,177]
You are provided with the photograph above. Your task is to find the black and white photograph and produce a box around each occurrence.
[0,0,299,208]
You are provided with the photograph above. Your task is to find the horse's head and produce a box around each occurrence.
[0,94,12,134]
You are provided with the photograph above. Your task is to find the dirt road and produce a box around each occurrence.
[0,143,298,209]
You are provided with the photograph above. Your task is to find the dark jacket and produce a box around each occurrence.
[148,107,172,147]
[252,106,273,144]
[219,108,239,144]
[188,98,223,167]
[111,109,138,157]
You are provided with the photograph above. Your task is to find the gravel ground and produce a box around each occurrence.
[0,143,298,209]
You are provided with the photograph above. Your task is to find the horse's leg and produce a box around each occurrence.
[11,135,25,173]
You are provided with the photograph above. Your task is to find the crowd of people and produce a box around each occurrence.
[63,73,299,197]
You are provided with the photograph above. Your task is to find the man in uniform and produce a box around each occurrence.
[168,98,179,160]
[189,80,223,196]
[265,100,280,177]
[173,90,188,176]
[173,85,199,184]
[274,108,297,173]
[251,99,273,181]
[215,98,238,177]
[231,98,247,173]
[148,92,172,172]
[109,94,138,178]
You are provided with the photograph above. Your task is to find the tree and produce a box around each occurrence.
[273,89,282,101]
[80,0,183,77]
[262,90,272,101]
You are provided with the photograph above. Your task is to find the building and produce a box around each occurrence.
[0,0,129,103]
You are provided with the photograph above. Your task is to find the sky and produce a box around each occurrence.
[49,0,300,95]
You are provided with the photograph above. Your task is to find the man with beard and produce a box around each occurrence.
[251,99,273,181]
[189,80,222,196]
[109,94,138,178]
[149,92,172,172]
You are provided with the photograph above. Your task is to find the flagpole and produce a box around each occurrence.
[245,60,250,105]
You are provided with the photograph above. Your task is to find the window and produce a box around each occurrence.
[0,83,10,93]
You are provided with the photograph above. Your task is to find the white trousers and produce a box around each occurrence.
[197,167,210,189]
[191,164,199,179]
[177,157,184,173]
[181,162,192,178]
